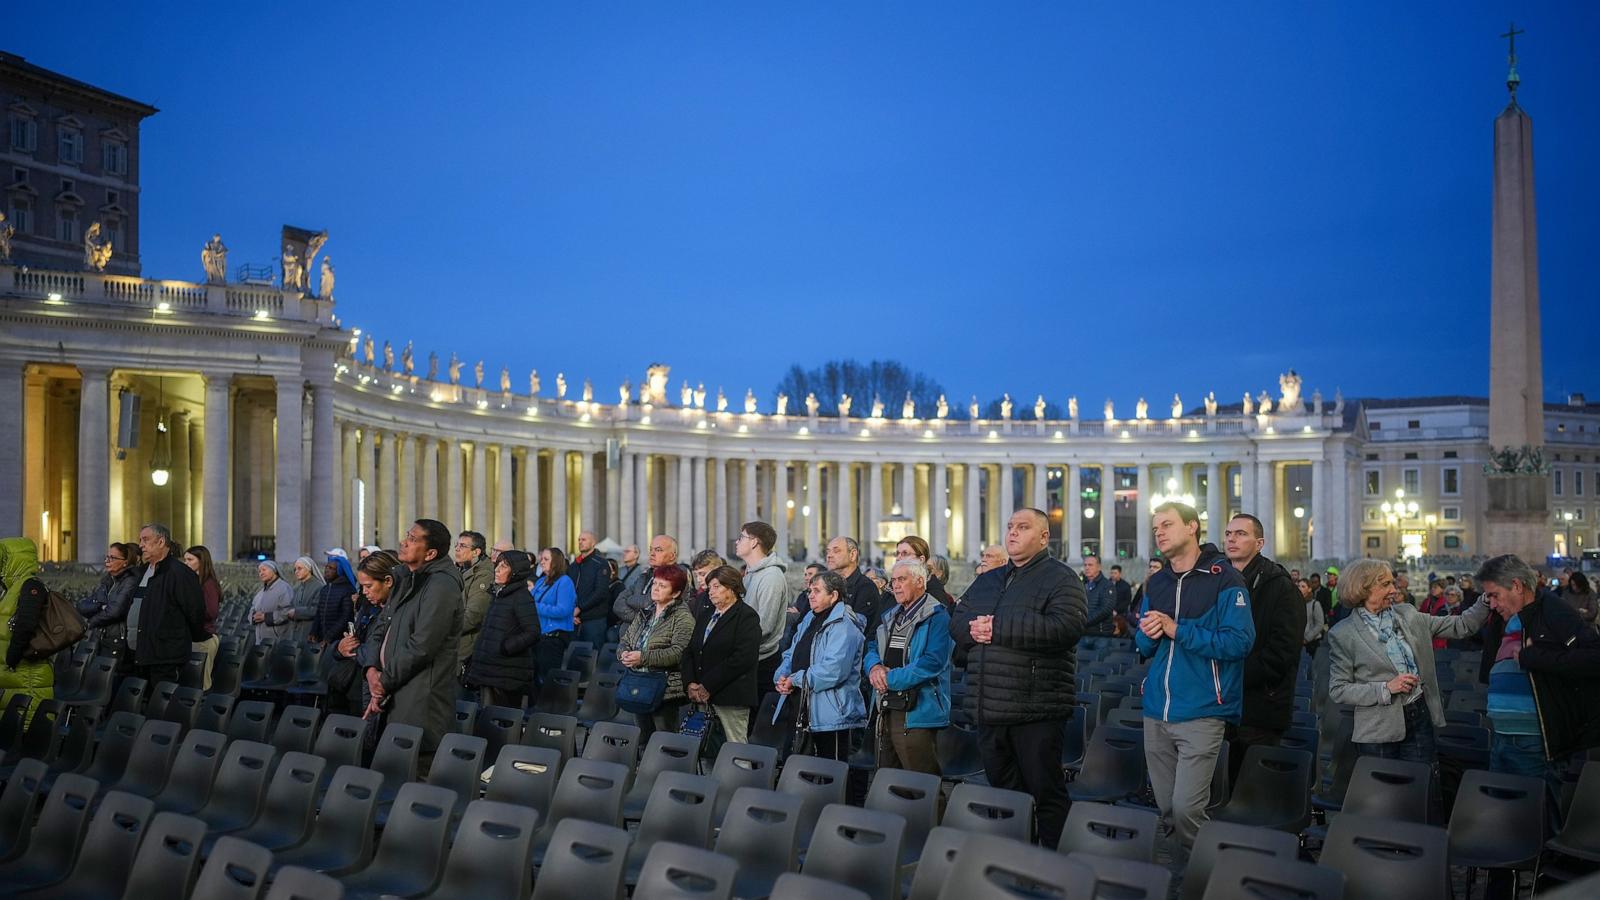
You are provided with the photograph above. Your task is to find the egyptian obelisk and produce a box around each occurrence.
[1484,23,1550,563]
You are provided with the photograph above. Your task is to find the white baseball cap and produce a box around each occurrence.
[325,547,349,560]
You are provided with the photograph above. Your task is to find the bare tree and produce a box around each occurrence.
[774,360,947,417]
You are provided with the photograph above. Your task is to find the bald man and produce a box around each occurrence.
[613,534,683,624]
[570,530,611,645]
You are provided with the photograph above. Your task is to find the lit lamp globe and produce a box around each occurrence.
[151,467,171,487]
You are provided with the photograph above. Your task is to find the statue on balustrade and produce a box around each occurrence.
[745,389,758,414]
[681,382,693,406]
[1171,394,1183,419]
[970,396,980,420]
[1068,396,1078,419]
[383,341,394,372]
[1257,390,1273,414]
[1312,389,1323,415]
[583,378,594,403]
[1001,394,1014,420]
[776,392,789,416]
[201,233,228,283]
[363,334,375,366]
[501,367,512,394]
[1134,397,1148,420]
[871,394,885,418]
[716,387,727,412]
[319,257,335,301]
[557,373,568,398]
[694,383,707,408]
[1242,392,1253,415]
[473,360,484,389]
[621,380,632,406]
[529,369,541,396]
[83,222,112,272]
[0,212,12,261]
[937,394,949,419]
[645,365,669,405]
[449,353,462,385]
[1333,388,1344,415]
[807,393,821,417]
[837,393,850,417]
[1035,395,1047,421]
[281,243,302,291]
[903,392,916,419]
[1104,398,1115,420]
[427,351,438,381]
[1204,391,1218,417]
[402,341,414,375]
[1277,370,1304,414]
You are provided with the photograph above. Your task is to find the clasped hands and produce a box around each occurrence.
[1139,610,1177,640]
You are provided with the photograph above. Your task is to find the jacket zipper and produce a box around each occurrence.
[1211,660,1222,706]
[1163,571,1186,722]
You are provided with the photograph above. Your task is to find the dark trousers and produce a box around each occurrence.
[1224,723,1283,784]
[576,618,608,649]
[534,629,573,688]
[877,708,941,777]
[978,718,1070,849]
[480,685,526,711]
[808,728,851,762]
[136,662,181,687]
[753,653,782,717]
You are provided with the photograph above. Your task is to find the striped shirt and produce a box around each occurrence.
[1486,615,1541,737]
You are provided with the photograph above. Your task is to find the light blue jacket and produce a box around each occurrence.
[774,601,867,733]
[532,574,576,635]
[863,596,953,729]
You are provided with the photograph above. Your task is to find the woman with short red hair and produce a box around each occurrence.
[619,564,696,741]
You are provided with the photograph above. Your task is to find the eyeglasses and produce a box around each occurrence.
[104,555,125,562]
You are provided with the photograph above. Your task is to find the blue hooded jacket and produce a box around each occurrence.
[1135,543,1256,724]
[774,600,867,733]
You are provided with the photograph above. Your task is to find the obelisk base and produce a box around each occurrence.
[1484,474,1551,563]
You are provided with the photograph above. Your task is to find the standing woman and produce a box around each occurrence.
[182,545,222,689]
[1328,558,1490,792]
[774,570,867,762]
[251,561,295,644]
[345,551,400,723]
[280,557,324,640]
[620,565,696,742]
[467,549,541,709]
[82,542,141,666]
[887,536,954,606]
[311,552,359,646]
[682,565,762,743]
[531,548,577,687]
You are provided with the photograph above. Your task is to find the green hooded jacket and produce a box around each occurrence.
[0,537,54,717]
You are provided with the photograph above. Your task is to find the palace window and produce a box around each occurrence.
[56,209,79,242]
[1443,534,1461,550]
[1443,450,1458,459]
[1366,536,1382,549]
[1441,467,1460,496]
[8,197,32,234]
[102,140,127,175]
[9,116,36,152]
[1365,470,1381,496]
[1442,506,1461,521]
[1554,470,1564,496]
[1402,468,1421,496]
[58,128,83,165]
[1577,471,1586,497]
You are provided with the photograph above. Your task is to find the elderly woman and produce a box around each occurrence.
[81,542,140,662]
[280,556,325,640]
[682,565,762,743]
[620,565,697,742]
[467,549,540,710]
[1328,558,1490,769]
[775,570,867,762]
[863,558,953,775]
[250,561,296,644]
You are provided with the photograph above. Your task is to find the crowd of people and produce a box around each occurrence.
[4,502,1600,890]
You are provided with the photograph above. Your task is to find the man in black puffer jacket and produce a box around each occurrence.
[1221,514,1305,782]
[950,507,1088,849]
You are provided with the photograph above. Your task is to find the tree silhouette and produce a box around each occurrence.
[774,360,947,417]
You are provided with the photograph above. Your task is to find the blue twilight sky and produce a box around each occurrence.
[13,2,1599,410]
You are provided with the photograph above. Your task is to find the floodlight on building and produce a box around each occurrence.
[254,310,270,320]
[45,292,64,304]
[1293,506,1305,519]
[1084,507,1096,519]
[155,301,172,313]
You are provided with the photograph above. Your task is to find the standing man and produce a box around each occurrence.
[617,544,645,594]
[1081,555,1116,636]
[951,508,1086,849]
[825,536,882,630]
[976,544,1007,576]
[1135,502,1255,860]
[569,530,611,646]
[1109,564,1135,635]
[735,521,789,711]
[369,519,464,767]
[454,531,494,664]
[489,538,513,564]
[865,558,952,776]
[1315,569,1337,616]
[613,534,683,623]
[1221,514,1305,781]
[127,523,206,687]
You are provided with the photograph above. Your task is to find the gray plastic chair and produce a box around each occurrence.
[942,783,1035,843]
[1199,849,1344,900]
[338,781,457,899]
[632,841,737,900]
[532,818,631,900]
[226,701,275,744]
[152,728,228,813]
[798,803,905,900]
[369,722,423,804]
[0,757,48,862]
[583,720,643,769]
[269,705,321,756]
[425,732,487,818]
[192,740,278,843]
[308,714,366,786]
[623,771,719,884]
[262,866,345,900]
[1211,746,1314,833]
[1066,850,1172,900]
[194,835,275,900]
[713,787,803,900]
[708,742,779,824]
[220,749,321,853]
[1320,813,1450,900]
[769,872,870,900]
[906,827,969,900]
[428,799,540,900]
[194,693,236,734]
[865,766,942,867]
[23,788,154,898]
[775,754,849,850]
[484,744,563,818]
[270,765,383,875]
[1181,819,1301,900]
[0,772,96,891]
[940,833,1094,900]
[122,811,208,900]
[105,719,182,800]
[622,730,702,820]
[473,704,525,767]
[1056,801,1159,862]
[522,712,579,770]
[530,757,629,865]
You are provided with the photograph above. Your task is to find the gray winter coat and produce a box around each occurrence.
[372,556,464,756]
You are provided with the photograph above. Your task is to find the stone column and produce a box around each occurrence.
[169,411,192,545]
[521,447,541,549]
[692,456,709,550]
[664,456,679,541]
[397,434,416,527]
[356,429,376,547]
[1098,464,1115,558]
[340,424,356,547]
[605,449,622,542]
[1312,453,1331,561]
[1256,460,1277,557]
[309,381,336,559]
[964,463,982,561]
[619,450,636,547]
[274,377,304,561]
[930,462,948,557]
[496,444,513,544]
[833,462,851,543]
[742,457,758,527]
[201,373,232,557]
[75,366,111,562]
[550,450,569,550]
[805,461,822,561]
[1135,462,1151,562]
[0,363,22,536]
[1031,462,1048,514]
[773,461,791,558]
[1240,457,1257,519]
[421,439,439,522]
[633,452,649,541]
[1327,446,1349,561]
[998,462,1015,519]
[867,462,885,549]
[1066,464,1083,563]
[713,457,729,553]
[1206,461,1224,543]
[676,455,693,546]
[446,440,464,531]
[578,449,596,539]
[470,441,488,534]
[377,430,397,546]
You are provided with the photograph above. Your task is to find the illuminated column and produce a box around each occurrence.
[520,447,540,549]
[274,377,304,561]
[0,363,22,535]
[308,381,336,559]
[867,462,884,550]
[339,424,356,547]
[833,462,851,542]
[421,438,439,520]
[445,439,464,531]
[1031,462,1048,513]
[496,444,513,544]
[713,457,730,552]
[1256,460,1277,557]
[673,455,691,545]
[1134,462,1151,562]
[633,452,649,541]
[998,463,1015,519]
[1206,460,1224,543]
[550,450,569,550]
[605,448,621,541]
[397,434,416,526]
[930,462,948,557]
[619,450,636,547]
[742,457,758,526]
[76,366,111,562]
[1098,464,1115,558]
[805,461,822,561]
[470,441,488,534]
[692,456,708,550]
[773,461,791,558]
[377,431,397,546]
[1066,464,1083,563]
[964,463,982,561]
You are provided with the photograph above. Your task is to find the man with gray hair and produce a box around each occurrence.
[128,523,205,686]
[613,534,684,623]
[863,557,953,776]
[826,535,883,630]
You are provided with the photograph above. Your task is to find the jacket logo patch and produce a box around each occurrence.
[1210,565,1223,575]
[1235,596,1247,607]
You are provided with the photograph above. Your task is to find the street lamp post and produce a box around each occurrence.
[1380,488,1420,562]
[1563,511,1575,559]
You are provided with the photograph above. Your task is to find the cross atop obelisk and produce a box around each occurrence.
[1502,22,1525,97]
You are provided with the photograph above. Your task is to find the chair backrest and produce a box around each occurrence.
[81,710,144,784]
[1062,706,1088,767]
[709,742,780,822]
[1341,756,1433,823]
[1071,724,1146,801]
[352,781,457,896]
[123,811,208,899]
[775,753,850,847]
[583,720,643,768]
[576,672,620,725]
[906,826,969,900]
[233,749,322,849]
[12,697,63,762]
[563,642,597,679]
[522,712,579,768]
[436,800,541,899]
[115,718,183,797]
[310,713,367,773]
[1181,820,1301,900]
[1066,851,1172,900]
[226,700,275,743]
[48,789,154,897]
[370,722,423,800]
[1057,801,1159,861]
[302,765,384,871]
[800,803,905,900]
[262,866,346,900]
[196,739,279,832]
[474,704,525,764]
[634,771,721,856]
[769,872,871,900]
[0,757,47,859]
[1217,745,1313,831]
[548,757,630,828]
[534,668,582,715]
[713,787,804,898]
[107,676,149,717]
[633,841,739,900]
[1199,849,1345,900]
[1320,813,1450,900]
[941,832,1094,900]
[532,817,631,900]
[195,692,236,733]
[270,704,321,754]
[943,783,1036,842]
[146,681,177,720]
[154,728,228,812]
[1447,768,1547,866]
[864,766,941,865]
[160,685,204,731]
[193,835,275,900]
[427,732,488,816]
[454,699,480,734]
[485,744,563,816]
[1554,759,1600,853]
[73,655,119,705]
